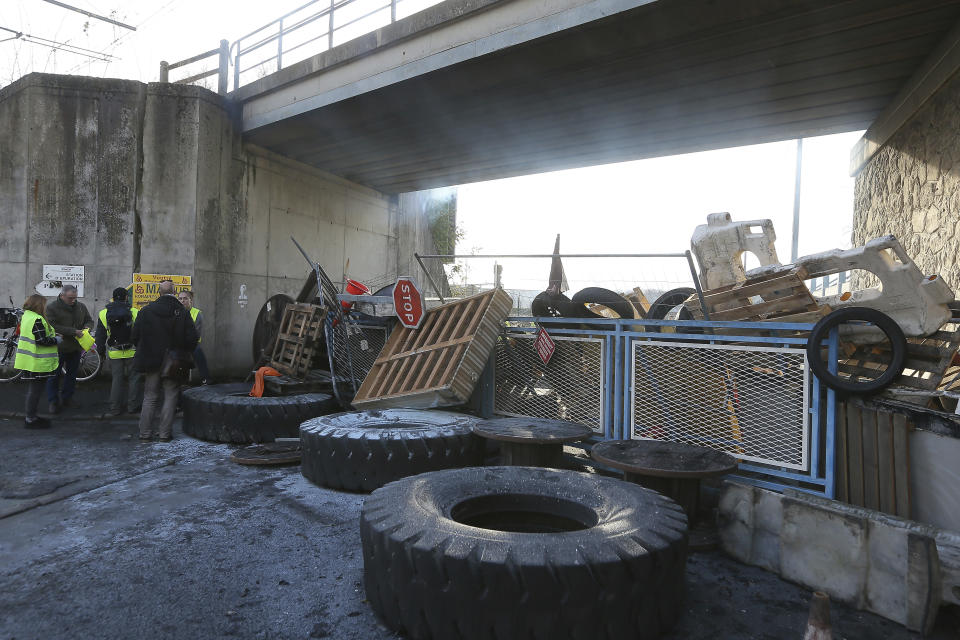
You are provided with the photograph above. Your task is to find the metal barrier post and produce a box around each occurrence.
[277,19,284,72]
[329,0,335,50]
[825,327,839,498]
[159,60,169,82]
[218,40,229,95]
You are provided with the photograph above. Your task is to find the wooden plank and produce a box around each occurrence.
[876,410,896,515]
[861,407,880,511]
[846,403,864,507]
[708,292,818,321]
[837,402,849,503]
[892,413,911,519]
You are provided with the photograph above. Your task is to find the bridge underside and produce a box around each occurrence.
[243,0,960,194]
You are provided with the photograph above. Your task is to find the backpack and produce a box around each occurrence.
[106,305,134,348]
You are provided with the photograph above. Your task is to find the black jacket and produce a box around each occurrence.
[131,295,199,373]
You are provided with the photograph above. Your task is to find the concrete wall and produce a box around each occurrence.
[853,70,960,291]
[0,73,442,375]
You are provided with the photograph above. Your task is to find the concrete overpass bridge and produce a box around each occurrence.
[228,0,960,193]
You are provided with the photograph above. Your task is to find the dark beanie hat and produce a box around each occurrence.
[113,287,128,301]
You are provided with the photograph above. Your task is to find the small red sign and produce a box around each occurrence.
[393,277,425,329]
[534,325,556,365]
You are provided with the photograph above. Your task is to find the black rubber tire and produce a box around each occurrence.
[807,306,907,395]
[361,466,688,640]
[300,409,484,492]
[571,287,636,319]
[647,287,696,321]
[182,383,339,443]
[531,291,576,318]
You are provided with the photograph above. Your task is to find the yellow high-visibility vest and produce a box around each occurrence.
[14,310,59,373]
[98,306,139,360]
[190,306,201,344]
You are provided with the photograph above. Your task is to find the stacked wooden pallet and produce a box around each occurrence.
[685,265,828,324]
[269,303,326,379]
[840,322,960,391]
[353,289,513,409]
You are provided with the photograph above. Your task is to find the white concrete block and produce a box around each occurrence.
[717,481,754,564]
[781,496,869,606]
[751,488,782,573]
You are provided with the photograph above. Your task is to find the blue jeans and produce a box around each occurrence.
[194,346,209,381]
[47,350,81,403]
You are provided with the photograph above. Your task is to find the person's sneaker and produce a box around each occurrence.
[157,436,173,442]
[138,435,153,443]
[126,407,141,414]
[48,401,61,415]
[24,417,51,429]
[201,379,209,385]
[107,408,123,417]
[60,397,72,408]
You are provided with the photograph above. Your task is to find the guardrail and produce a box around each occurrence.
[160,40,230,95]
[162,0,443,93]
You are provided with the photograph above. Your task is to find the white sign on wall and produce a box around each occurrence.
[39,264,85,297]
[43,265,84,282]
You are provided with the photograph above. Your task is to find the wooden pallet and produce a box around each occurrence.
[685,265,828,323]
[836,399,911,518]
[839,322,960,391]
[269,303,326,379]
[353,289,513,409]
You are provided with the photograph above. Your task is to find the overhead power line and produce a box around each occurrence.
[0,24,117,61]
[40,0,137,31]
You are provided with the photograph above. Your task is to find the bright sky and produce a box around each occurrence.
[455,132,864,294]
[1,1,864,297]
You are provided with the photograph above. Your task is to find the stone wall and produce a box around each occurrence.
[853,70,960,291]
[0,73,443,374]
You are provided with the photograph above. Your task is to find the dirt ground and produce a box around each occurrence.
[0,380,955,640]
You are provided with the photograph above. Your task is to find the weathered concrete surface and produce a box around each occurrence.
[0,73,443,376]
[0,408,935,640]
[719,481,960,635]
[853,68,960,294]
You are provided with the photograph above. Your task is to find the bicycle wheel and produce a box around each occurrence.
[0,338,22,382]
[74,349,102,383]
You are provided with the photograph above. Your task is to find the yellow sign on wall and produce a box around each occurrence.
[130,273,192,309]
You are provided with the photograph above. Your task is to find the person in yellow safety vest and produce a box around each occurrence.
[177,290,209,384]
[95,287,144,416]
[15,294,62,429]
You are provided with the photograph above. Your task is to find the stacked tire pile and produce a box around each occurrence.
[296,409,689,639]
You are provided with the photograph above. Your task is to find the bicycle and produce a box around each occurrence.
[0,298,23,382]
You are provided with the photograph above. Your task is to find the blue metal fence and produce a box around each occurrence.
[487,316,839,498]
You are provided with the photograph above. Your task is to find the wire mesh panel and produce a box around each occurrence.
[495,331,604,433]
[345,321,389,382]
[631,340,809,470]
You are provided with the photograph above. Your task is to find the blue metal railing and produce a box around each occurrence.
[486,315,839,498]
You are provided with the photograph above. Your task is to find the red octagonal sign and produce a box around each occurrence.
[393,277,425,329]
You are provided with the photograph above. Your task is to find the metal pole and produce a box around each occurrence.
[791,138,803,263]
[159,60,169,82]
[414,253,446,304]
[233,41,241,92]
[329,0,335,50]
[218,40,229,95]
[685,250,710,321]
[277,19,284,72]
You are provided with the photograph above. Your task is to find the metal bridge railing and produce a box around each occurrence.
[161,0,445,94]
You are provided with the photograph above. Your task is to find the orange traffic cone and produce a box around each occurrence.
[803,591,832,640]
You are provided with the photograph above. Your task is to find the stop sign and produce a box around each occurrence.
[393,277,425,329]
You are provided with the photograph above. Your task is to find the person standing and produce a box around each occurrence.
[44,284,93,414]
[15,294,61,428]
[177,290,209,384]
[132,280,198,442]
[95,287,143,416]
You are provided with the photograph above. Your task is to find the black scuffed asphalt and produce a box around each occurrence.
[0,382,951,639]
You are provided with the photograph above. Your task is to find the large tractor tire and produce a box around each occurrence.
[182,383,338,444]
[300,409,483,492]
[361,466,689,640]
